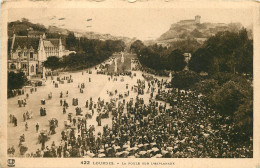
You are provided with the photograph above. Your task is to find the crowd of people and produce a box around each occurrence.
[8,58,252,158]
[9,114,18,126]
[8,89,25,98]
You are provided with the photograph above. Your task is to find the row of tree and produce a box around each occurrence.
[189,28,253,75]
[44,33,125,71]
[130,40,187,72]
[131,28,252,76]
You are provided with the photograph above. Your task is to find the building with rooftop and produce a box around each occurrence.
[178,15,201,25]
[8,33,75,77]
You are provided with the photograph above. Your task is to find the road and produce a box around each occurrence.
[7,54,169,157]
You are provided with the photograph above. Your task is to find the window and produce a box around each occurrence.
[22,64,27,69]
[31,65,34,72]
[24,52,27,56]
[36,64,38,73]
[10,64,16,69]
[18,52,21,57]
[30,52,33,59]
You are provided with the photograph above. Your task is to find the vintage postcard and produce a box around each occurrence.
[1,0,260,168]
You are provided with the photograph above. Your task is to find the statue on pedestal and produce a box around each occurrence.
[114,58,117,73]
[121,52,124,63]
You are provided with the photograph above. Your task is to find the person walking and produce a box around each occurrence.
[44,108,46,116]
[14,117,17,126]
[23,113,26,122]
[36,123,39,133]
[25,122,28,131]
[9,114,13,123]
[63,107,66,114]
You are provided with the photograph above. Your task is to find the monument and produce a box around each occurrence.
[121,52,124,63]
[114,58,117,72]
[169,72,172,82]
[42,67,46,79]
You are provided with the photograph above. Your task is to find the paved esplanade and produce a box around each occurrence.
[8,55,169,157]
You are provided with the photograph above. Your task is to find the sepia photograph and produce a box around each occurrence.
[1,0,260,167]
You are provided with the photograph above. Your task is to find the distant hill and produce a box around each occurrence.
[8,19,70,38]
[8,18,47,37]
[8,18,132,45]
[74,31,132,43]
[47,26,70,36]
[74,31,133,51]
[157,16,243,45]
[151,16,250,53]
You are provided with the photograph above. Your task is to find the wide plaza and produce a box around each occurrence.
[7,53,169,157]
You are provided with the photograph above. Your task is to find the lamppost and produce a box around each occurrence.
[27,28,30,79]
[18,51,21,72]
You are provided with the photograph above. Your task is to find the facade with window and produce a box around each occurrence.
[8,33,74,77]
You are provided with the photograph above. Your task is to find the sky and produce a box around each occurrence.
[8,8,253,40]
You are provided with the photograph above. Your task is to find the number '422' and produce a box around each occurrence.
[81,161,90,165]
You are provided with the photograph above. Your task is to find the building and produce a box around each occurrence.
[8,33,75,77]
[178,15,201,25]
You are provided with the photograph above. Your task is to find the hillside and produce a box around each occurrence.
[8,19,132,45]
[74,31,133,49]
[8,19,70,38]
[8,18,47,37]
[157,16,243,44]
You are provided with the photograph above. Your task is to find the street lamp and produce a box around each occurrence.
[27,28,30,79]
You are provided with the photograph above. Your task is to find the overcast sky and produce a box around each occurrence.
[8,8,253,40]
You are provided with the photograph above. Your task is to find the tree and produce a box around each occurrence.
[171,71,201,89]
[167,49,186,72]
[210,79,253,139]
[233,99,253,137]
[59,38,124,71]
[189,48,213,73]
[211,81,245,116]
[8,71,28,90]
[43,56,61,71]
[130,40,145,54]
[66,32,78,51]
[8,19,47,37]
[211,72,236,85]
[234,30,253,75]
[169,38,201,53]
[189,28,253,75]
[192,79,219,95]
[139,47,161,70]
[131,41,187,72]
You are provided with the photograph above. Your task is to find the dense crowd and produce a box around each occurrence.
[9,68,252,158]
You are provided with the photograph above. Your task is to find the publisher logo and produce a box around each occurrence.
[7,159,15,167]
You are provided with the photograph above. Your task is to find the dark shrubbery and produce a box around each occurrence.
[43,56,61,71]
[130,41,186,73]
[192,79,219,95]
[170,70,253,139]
[210,79,253,137]
[211,81,245,116]
[43,33,125,71]
[189,29,253,76]
[8,71,28,90]
[171,71,201,89]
